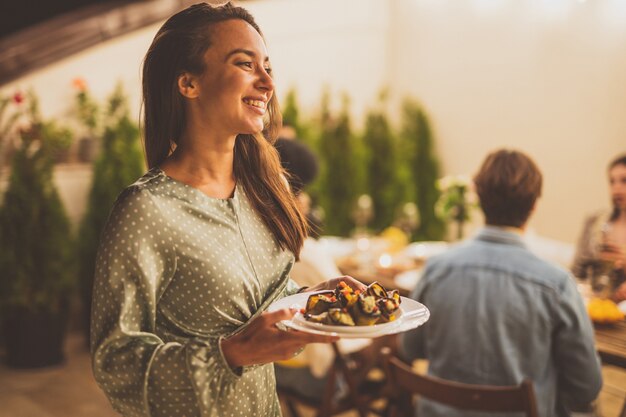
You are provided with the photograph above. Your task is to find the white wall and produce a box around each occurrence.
[390,0,626,242]
[1,0,625,243]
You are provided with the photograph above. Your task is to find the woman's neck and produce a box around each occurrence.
[160,131,238,198]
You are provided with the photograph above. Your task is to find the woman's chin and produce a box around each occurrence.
[238,123,264,136]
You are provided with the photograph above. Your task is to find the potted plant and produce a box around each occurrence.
[399,99,446,241]
[76,83,144,345]
[362,91,399,232]
[0,93,74,368]
[317,91,363,236]
[73,77,100,163]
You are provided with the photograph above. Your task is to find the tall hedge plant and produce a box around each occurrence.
[400,99,445,240]
[362,95,400,232]
[317,93,362,236]
[0,94,74,314]
[77,84,144,337]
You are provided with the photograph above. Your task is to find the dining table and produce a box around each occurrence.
[594,320,626,370]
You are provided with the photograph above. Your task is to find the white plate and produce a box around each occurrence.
[267,291,430,339]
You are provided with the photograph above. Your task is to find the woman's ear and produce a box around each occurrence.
[178,73,199,98]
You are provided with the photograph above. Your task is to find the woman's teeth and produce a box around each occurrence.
[243,99,265,109]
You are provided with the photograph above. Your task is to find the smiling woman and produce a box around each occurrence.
[90,3,365,417]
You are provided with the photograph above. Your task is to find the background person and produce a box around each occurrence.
[401,149,602,417]
[572,154,626,302]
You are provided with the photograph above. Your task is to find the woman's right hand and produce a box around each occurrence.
[220,308,339,368]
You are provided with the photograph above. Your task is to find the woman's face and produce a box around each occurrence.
[190,19,274,136]
[609,163,626,212]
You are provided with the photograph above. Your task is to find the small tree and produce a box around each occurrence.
[0,93,74,314]
[400,100,445,241]
[77,83,144,340]
[362,93,399,232]
[317,92,362,236]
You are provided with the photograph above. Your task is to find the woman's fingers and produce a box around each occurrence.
[335,275,367,292]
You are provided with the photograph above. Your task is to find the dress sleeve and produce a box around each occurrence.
[90,188,245,417]
[551,274,603,410]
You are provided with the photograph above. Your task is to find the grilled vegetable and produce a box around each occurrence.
[305,291,337,315]
[335,281,360,308]
[350,293,382,325]
[328,308,356,326]
[302,281,401,326]
[376,296,401,323]
[365,282,387,299]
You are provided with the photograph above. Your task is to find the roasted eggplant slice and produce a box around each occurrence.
[365,281,387,299]
[305,291,337,315]
[376,296,401,323]
[335,281,360,308]
[387,289,401,304]
[351,293,382,325]
[303,282,400,326]
[328,308,356,326]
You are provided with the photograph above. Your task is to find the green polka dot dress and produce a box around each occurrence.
[91,168,299,417]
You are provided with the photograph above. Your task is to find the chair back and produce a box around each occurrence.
[384,351,539,417]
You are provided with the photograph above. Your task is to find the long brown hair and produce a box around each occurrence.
[142,2,307,258]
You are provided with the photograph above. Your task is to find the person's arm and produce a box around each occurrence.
[571,216,597,279]
[551,274,603,411]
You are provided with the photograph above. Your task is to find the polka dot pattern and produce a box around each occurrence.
[91,168,299,417]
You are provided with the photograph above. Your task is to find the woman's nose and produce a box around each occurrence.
[256,68,274,92]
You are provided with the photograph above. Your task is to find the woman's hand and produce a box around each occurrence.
[305,275,367,293]
[220,308,338,368]
[598,240,626,271]
[612,282,626,303]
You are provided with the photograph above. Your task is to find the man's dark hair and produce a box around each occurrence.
[275,138,319,194]
[473,149,542,228]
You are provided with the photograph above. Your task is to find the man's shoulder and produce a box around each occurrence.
[425,239,572,291]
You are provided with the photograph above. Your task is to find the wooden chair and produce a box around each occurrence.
[382,348,539,417]
[277,342,390,417]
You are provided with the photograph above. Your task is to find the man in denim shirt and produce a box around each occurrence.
[401,150,602,417]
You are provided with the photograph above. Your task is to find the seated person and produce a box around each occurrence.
[572,154,626,302]
[273,128,346,401]
[401,149,602,417]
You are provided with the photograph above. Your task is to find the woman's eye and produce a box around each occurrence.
[237,62,253,69]
[264,67,273,75]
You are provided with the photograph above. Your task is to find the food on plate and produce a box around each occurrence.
[302,281,401,326]
[587,298,625,323]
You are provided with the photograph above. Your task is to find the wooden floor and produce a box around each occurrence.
[0,332,624,417]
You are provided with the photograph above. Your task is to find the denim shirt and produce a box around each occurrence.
[401,227,602,417]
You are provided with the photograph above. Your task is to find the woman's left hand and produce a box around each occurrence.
[599,241,626,271]
[612,282,626,303]
[304,275,367,293]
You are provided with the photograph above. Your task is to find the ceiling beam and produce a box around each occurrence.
[0,0,201,86]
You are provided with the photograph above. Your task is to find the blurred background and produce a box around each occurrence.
[0,0,625,416]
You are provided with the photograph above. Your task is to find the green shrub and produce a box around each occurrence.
[317,92,363,236]
[0,93,74,313]
[400,99,445,241]
[76,84,144,334]
[362,95,399,232]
